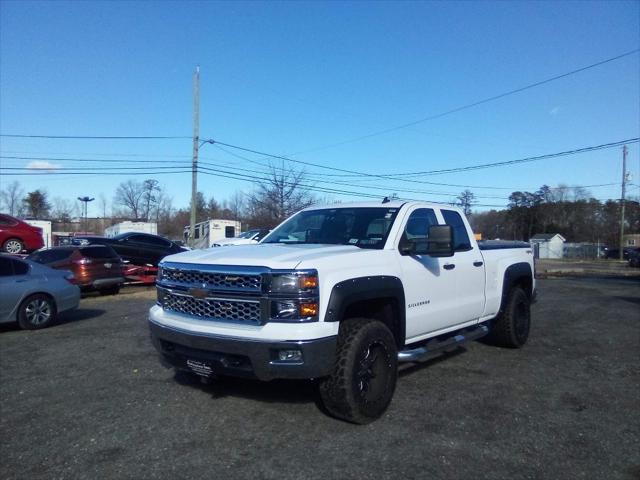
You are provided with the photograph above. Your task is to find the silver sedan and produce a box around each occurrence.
[0,254,81,329]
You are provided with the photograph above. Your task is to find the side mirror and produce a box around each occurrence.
[425,225,454,257]
[399,225,454,257]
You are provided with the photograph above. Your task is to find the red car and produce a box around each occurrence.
[27,245,125,295]
[0,214,44,254]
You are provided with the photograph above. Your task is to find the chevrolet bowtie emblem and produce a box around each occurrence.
[189,287,208,299]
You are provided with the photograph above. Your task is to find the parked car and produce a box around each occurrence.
[72,232,186,266]
[0,213,44,254]
[0,254,80,329]
[604,247,639,260]
[212,229,270,247]
[628,249,640,268]
[28,245,125,295]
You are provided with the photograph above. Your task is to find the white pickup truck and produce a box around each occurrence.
[149,200,535,424]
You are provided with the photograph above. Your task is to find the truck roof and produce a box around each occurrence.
[302,200,464,213]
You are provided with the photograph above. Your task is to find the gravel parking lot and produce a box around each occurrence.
[1,278,638,480]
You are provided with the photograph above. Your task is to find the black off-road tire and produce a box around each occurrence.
[2,238,24,254]
[318,318,398,424]
[17,294,57,330]
[487,287,530,348]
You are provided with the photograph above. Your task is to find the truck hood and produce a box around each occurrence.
[161,243,365,270]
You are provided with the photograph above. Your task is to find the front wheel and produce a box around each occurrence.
[17,294,57,330]
[319,318,398,424]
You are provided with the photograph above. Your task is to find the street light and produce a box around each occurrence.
[77,196,95,234]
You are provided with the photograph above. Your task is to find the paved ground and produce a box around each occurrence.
[1,279,638,480]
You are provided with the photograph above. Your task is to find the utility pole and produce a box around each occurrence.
[618,145,628,260]
[189,65,200,247]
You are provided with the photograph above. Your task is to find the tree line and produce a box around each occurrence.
[0,165,315,240]
[470,185,639,247]
[2,174,637,247]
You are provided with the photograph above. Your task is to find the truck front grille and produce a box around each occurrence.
[160,291,261,324]
[161,267,261,292]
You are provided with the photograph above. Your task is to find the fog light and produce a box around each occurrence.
[300,302,318,317]
[278,349,303,362]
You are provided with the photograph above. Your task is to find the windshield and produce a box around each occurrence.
[237,230,258,239]
[262,207,400,249]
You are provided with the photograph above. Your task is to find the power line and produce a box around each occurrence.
[389,139,640,176]
[0,155,191,165]
[289,49,640,155]
[211,136,639,180]
[0,134,190,140]
[1,170,192,176]
[195,166,508,207]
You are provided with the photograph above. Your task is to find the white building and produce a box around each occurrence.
[104,221,158,238]
[24,219,52,248]
[530,233,566,259]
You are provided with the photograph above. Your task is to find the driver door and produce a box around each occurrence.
[396,207,460,340]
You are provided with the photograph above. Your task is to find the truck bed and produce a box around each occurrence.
[478,240,530,250]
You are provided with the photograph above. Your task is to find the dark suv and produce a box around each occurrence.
[28,245,124,295]
[72,232,186,266]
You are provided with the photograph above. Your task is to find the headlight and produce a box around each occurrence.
[269,271,318,293]
[156,265,164,280]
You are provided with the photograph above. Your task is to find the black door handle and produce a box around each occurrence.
[443,264,455,270]
[473,261,484,267]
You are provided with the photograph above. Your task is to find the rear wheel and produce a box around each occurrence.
[487,287,530,348]
[319,318,398,424]
[2,238,24,254]
[18,294,57,330]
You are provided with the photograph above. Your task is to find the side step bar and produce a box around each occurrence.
[397,324,489,363]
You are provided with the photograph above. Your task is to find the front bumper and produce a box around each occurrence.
[149,319,337,381]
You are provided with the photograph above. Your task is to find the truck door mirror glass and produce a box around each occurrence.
[426,225,454,257]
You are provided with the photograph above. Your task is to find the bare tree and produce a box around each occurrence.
[141,179,161,221]
[114,180,145,220]
[229,191,245,221]
[51,197,75,222]
[247,164,314,227]
[98,193,109,218]
[1,181,25,216]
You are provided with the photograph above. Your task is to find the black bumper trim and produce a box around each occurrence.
[149,320,336,381]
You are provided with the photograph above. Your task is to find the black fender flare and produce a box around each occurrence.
[324,276,406,347]
[498,262,533,315]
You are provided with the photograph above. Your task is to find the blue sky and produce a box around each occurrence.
[1,0,639,217]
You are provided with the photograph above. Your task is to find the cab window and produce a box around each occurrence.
[441,210,472,251]
[399,208,438,249]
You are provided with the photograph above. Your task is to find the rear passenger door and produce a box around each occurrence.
[440,209,486,323]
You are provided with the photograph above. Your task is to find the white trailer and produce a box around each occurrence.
[184,219,241,249]
[105,221,158,238]
[24,219,52,248]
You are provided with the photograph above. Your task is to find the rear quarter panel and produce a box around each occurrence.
[481,247,535,318]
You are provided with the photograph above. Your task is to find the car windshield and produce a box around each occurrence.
[237,230,258,239]
[261,207,400,249]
